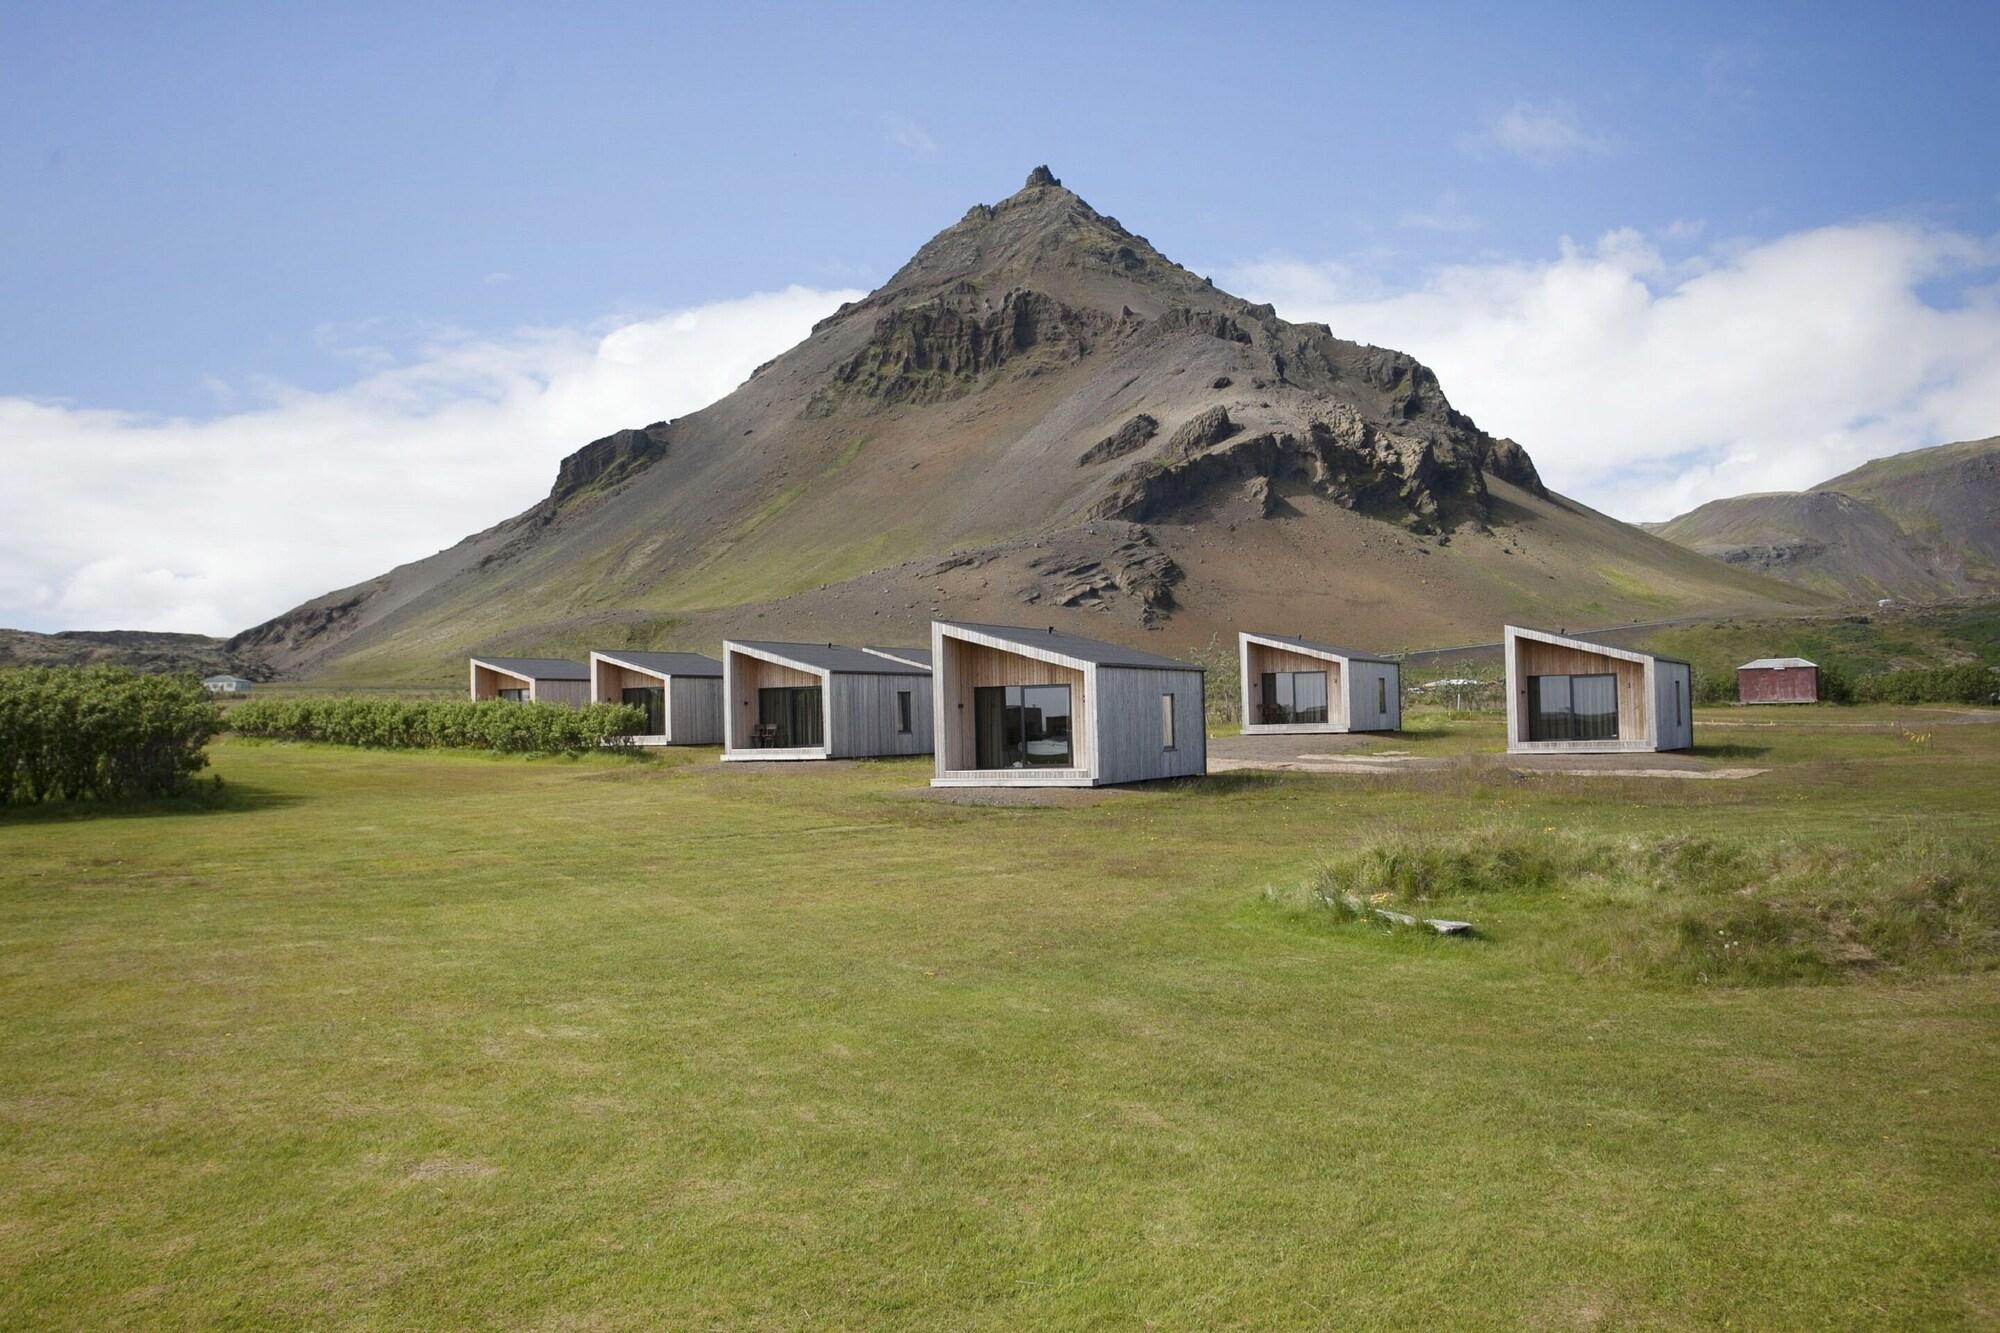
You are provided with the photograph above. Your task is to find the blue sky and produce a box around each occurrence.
[3,1,1998,632]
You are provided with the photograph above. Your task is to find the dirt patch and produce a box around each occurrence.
[894,786,1128,808]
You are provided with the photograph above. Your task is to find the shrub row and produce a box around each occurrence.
[226,695,645,754]
[1852,664,1998,705]
[0,666,222,806]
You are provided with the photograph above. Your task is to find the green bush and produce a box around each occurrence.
[0,666,223,806]
[1853,664,1997,706]
[227,696,645,755]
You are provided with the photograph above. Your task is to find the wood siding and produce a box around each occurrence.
[668,677,724,745]
[1738,665,1818,704]
[1092,666,1207,785]
[933,635,1093,774]
[470,662,528,701]
[723,650,828,758]
[1242,640,1346,731]
[1503,628,1686,753]
[1513,638,1647,743]
[827,673,934,758]
[1343,659,1401,732]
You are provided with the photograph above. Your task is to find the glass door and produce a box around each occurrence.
[758,686,823,747]
[622,686,665,734]
[973,684,1074,767]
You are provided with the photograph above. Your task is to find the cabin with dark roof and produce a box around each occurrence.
[1238,632,1400,734]
[1503,627,1692,754]
[1737,657,1819,705]
[931,621,1206,788]
[721,641,933,761]
[468,656,591,707]
[589,650,723,744]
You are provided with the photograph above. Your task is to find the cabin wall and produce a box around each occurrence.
[668,677,724,745]
[1093,667,1206,785]
[1241,641,1346,730]
[723,652,825,756]
[934,635,1093,774]
[827,673,933,758]
[531,678,591,709]
[1510,638,1648,746]
[1344,660,1401,732]
[1652,661,1694,751]
[1738,666,1818,704]
[470,663,527,701]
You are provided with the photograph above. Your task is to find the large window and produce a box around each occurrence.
[757,686,823,748]
[1527,673,1618,742]
[622,685,664,734]
[1260,670,1328,724]
[974,684,1073,768]
[498,688,527,703]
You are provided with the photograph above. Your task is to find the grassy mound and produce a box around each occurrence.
[1267,829,2000,985]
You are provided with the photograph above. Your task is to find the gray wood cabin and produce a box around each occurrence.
[1503,626,1693,754]
[468,656,591,707]
[720,641,933,761]
[931,621,1207,788]
[589,650,724,745]
[1238,632,1400,734]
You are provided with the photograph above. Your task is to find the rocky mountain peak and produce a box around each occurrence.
[1023,165,1061,189]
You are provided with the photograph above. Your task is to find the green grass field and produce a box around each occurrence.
[3,708,1997,1327]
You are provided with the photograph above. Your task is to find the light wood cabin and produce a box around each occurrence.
[720,641,933,761]
[1503,626,1692,754]
[931,621,1207,788]
[1238,632,1400,734]
[588,650,723,745]
[467,656,591,707]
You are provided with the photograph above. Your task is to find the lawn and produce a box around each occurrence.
[2,709,1997,1328]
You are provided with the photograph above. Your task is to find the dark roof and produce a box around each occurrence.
[1739,657,1817,670]
[1509,627,1691,668]
[472,656,589,681]
[864,646,932,668]
[1242,631,1396,664]
[727,641,931,675]
[940,621,1202,671]
[592,649,723,677]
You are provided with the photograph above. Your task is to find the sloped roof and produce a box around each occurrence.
[1506,626,1692,668]
[1739,657,1818,670]
[592,650,723,677]
[863,646,932,668]
[940,621,1202,671]
[727,641,931,675]
[472,656,589,680]
[1240,631,1396,664]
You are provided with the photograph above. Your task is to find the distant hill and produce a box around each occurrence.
[1649,437,2000,602]
[0,628,244,677]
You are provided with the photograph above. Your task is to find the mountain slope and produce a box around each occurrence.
[233,169,1818,682]
[1650,437,2000,602]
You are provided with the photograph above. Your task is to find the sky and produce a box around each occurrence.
[3,0,1997,634]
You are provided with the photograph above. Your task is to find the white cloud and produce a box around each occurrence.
[0,286,861,635]
[888,118,938,158]
[1464,101,1609,166]
[1225,222,2000,521]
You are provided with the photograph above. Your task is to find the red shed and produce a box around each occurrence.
[1737,657,1819,704]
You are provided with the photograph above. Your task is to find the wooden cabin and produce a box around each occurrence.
[1737,657,1819,705]
[720,641,933,761]
[1503,627,1692,754]
[202,674,254,694]
[931,621,1207,788]
[468,656,590,707]
[1238,632,1400,734]
[588,650,723,744]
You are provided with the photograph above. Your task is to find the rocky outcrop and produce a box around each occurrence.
[1016,525,1183,624]
[1090,411,1491,533]
[549,423,672,507]
[806,286,1110,415]
[1480,436,1545,493]
[1079,414,1159,467]
[1162,406,1240,459]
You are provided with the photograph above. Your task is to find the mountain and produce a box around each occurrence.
[1649,437,2000,602]
[230,169,1817,682]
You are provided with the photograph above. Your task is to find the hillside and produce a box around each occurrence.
[229,169,1818,682]
[0,628,244,677]
[1650,436,2000,602]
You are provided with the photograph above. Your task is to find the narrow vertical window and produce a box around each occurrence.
[1675,681,1683,727]
[1161,693,1176,751]
[1377,677,1388,715]
[896,690,912,734]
